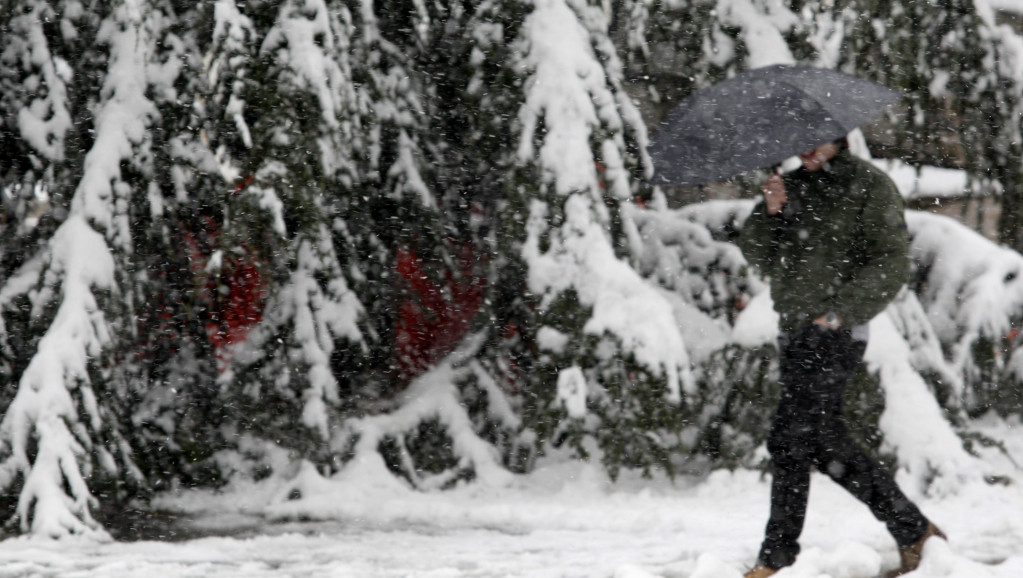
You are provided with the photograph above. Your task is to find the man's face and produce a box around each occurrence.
[798,141,841,172]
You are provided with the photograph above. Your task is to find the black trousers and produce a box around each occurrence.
[757,324,929,570]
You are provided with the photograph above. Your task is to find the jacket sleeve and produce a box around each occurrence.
[829,169,909,326]
[737,201,781,279]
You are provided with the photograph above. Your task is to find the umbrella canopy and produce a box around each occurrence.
[648,64,901,186]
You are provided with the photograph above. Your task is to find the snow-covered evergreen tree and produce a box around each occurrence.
[117,0,228,497]
[0,0,171,536]
[200,0,505,484]
[0,0,234,535]
[196,0,374,467]
[500,0,694,478]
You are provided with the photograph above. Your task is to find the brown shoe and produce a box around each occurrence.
[744,565,777,578]
[886,522,947,577]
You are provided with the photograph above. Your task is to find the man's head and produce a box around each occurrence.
[798,138,846,172]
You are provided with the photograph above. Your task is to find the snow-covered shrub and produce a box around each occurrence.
[689,343,779,469]
[907,211,1023,418]
[496,0,697,480]
[627,198,782,469]
[629,198,752,317]
[0,0,245,535]
[328,336,514,490]
[199,0,374,466]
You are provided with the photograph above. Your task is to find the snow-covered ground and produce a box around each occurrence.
[2,414,1020,578]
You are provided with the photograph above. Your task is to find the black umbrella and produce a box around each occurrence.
[648,64,901,186]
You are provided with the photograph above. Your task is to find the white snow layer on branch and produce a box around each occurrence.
[14,3,73,162]
[354,2,431,205]
[526,196,695,403]
[262,0,344,130]
[387,129,434,206]
[261,0,361,178]
[0,218,115,538]
[323,335,513,493]
[985,0,1023,16]
[866,305,981,497]
[715,0,797,68]
[568,0,652,186]
[884,289,964,404]
[0,0,156,537]
[293,232,363,437]
[515,0,617,198]
[872,159,979,200]
[249,162,290,236]
[515,0,692,402]
[907,210,1023,378]
[976,0,1023,150]
[557,366,589,419]
[230,226,366,440]
[209,0,255,150]
[72,1,156,250]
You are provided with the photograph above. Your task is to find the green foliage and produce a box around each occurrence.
[959,429,1020,482]
[691,344,779,470]
[842,364,892,465]
[225,327,332,462]
[588,342,688,480]
[517,289,590,461]
[0,294,35,409]
[456,365,534,473]
[515,288,688,480]
[966,335,1023,418]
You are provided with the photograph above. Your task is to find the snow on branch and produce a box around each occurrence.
[713,0,798,68]
[525,195,694,403]
[260,0,362,178]
[0,218,115,538]
[353,3,432,205]
[261,0,347,130]
[515,0,609,197]
[72,1,157,251]
[332,333,514,490]
[908,210,1023,369]
[873,159,997,200]
[229,225,366,440]
[0,0,156,537]
[13,3,73,163]
[515,0,693,403]
[209,0,256,152]
[868,297,981,497]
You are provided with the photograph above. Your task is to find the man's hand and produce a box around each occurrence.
[762,174,786,215]
[813,313,842,330]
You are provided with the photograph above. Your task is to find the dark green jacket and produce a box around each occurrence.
[738,151,909,333]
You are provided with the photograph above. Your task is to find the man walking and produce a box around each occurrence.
[738,138,946,578]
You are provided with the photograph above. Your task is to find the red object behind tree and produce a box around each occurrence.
[182,172,268,372]
[394,243,485,380]
[183,221,267,370]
